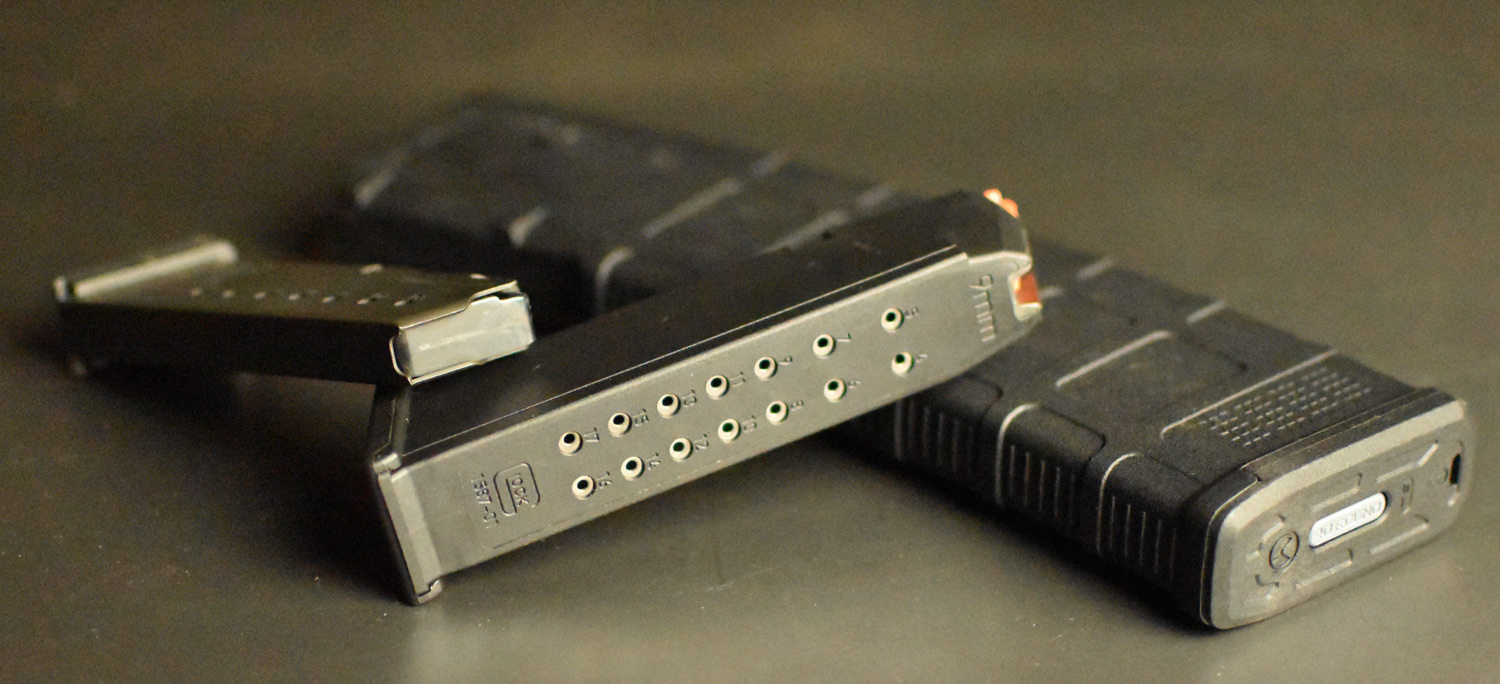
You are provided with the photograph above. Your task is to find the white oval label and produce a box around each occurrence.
[1309,492,1387,547]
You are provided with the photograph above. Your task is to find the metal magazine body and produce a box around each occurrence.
[334,96,1472,626]
[367,193,1037,602]
[55,236,534,385]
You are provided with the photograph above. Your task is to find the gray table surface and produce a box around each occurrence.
[4,3,1497,682]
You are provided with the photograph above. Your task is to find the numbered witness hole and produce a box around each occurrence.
[621,457,644,481]
[718,419,741,442]
[558,431,582,455]
[767,401,788,424]
[881,308,904,332]
[706,375,729,398]
[813,334,835,358]
[572,475,596,499]
[823,378,846,402]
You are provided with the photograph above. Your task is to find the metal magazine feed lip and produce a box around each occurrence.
[390,291,537,383]
[54,236,239,302]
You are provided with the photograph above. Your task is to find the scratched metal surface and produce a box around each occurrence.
[2,3,1497,682]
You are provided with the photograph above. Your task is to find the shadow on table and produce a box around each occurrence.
[21,318,404,600]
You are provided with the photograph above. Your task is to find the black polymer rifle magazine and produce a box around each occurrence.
[852,243,1471,628]
[334,96,1473,627]
[367,192,1039,603]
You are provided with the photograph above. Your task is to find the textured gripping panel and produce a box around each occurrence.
[1173,362,1377,448]
[1000,408,1102,533]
